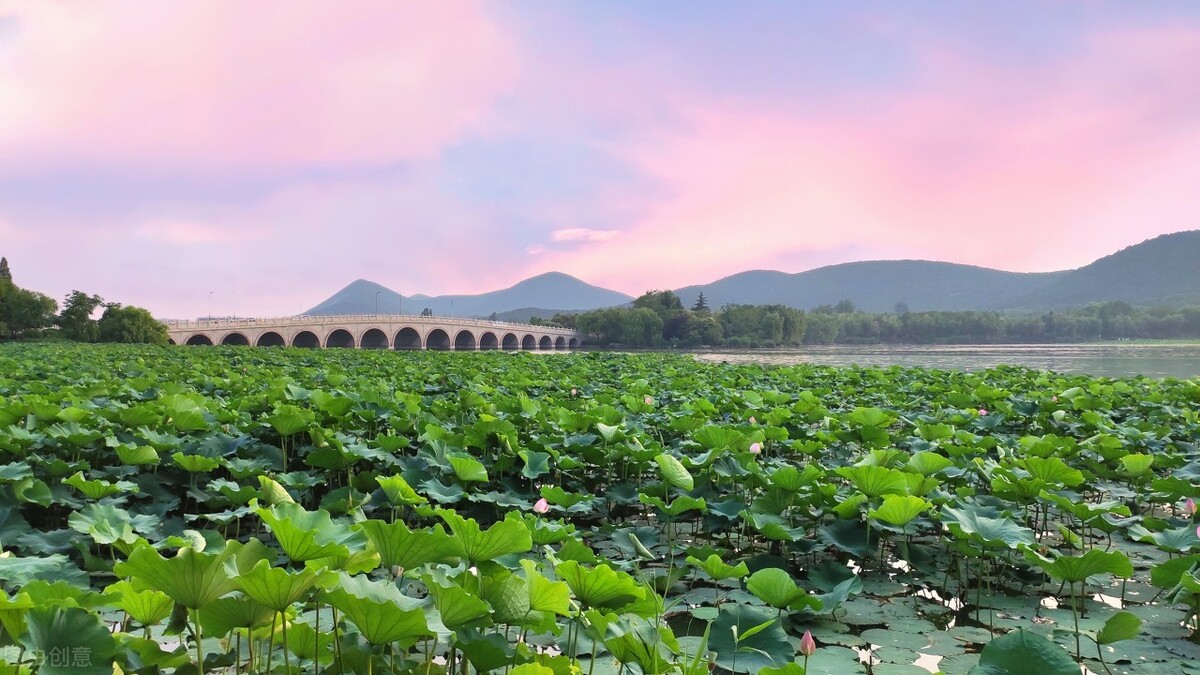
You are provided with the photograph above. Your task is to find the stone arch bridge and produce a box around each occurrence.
[164,315,582,351]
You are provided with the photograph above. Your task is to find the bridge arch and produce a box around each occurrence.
[257,331,285,347]
[221,333,250,346]
[568,337,579,349]
[293,331,320,348]
[454,330,477,351]
[394,327,421,350]
[426,329,451,351]
[502,333,519,350]
[360,328,389,349]
[522,334,536,350]
[186,334,213,346]
[554,336,566,350]
[326,329,355,348]
[479,332,498,350]
[539,336,553,350]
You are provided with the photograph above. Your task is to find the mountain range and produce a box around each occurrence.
[304,231,1200,317]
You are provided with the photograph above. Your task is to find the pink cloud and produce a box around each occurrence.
[525,23,1200,293]
[550,228,620,243]
[0,1,519,169]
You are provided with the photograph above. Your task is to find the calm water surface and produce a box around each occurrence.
[692,343,1200,379]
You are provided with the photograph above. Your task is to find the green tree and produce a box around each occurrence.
[0,280,57,339]
[633,290,683,319]
[97,304,168,345]
[691,292,709,312]
[621,307,664,347]
[59,290,105,342]
[0,257,10,282]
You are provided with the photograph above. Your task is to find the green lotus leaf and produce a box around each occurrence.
[835,465,908,499]
[1150,554,1200,588]
[256,502,365,562]
[521,559,571,617]
[19,606,118,675]
[376,474,427,506]
[63,471,138,499]
[686,554,749,581]
[106,580,174,628]
[769,464,822,491]
[1118,453,1154,477]
[555,560,645,610]
[427,577,493,630]
[1128,524,1199,554]
[357,519,461,572]
[941,505,1035,549]
[692,425,746,451]
[198,594,275,637]
[0,554,89,588]
[519,449,551,479]
[1023,548,1133,584]
[639,493,707,517]
[868,495,931,528]
[0,590,33,642]
[284,620,336,665]
[708,605,791,673]
[604,616,680,675]
[114,539,270,609]
[1095,610,1141,645]
[257,475,296,505]
[115,445,160,466]
[264,403,312,437]
[449,455,489,483]
[68,503,139,549]
[1021,456,1083,488]
[907,451,953,476]
[171,452,221,473]
[237,558,328,611]
[655,453,695,491]
[746,567,821,611]
[323,572,432,646]
[967,628,1077,675]
[437,509,532,565]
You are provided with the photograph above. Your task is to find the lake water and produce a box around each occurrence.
[691,343,1200,379]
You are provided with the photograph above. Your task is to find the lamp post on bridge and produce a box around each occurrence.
[207,290,213,324]
[375,291,380,316]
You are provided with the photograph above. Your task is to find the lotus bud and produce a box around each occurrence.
[1051,395,1058,402]
[749,416,756,424]
[749,442,762,455]
[571,388,578,396]
[534,497,550,514]
[799,629,817,656]
[644,395,653,405]
[391,565,404,579]
[978,408,988,416]
[1185,498,1196,516]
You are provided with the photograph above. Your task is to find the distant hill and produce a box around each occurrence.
[999,231,1200,310]
[304,272,632,317]
[673,231,1200,313]
[674,263,1063,313]
[303,231,1200,319]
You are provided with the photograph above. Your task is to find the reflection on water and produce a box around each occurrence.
[693,343,1200,379]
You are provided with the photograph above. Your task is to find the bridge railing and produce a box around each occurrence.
[161,314,576,334]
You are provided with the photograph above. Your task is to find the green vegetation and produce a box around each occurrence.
[0,343,1198,674]
[547,291,1200,347]
[0,256,167,344]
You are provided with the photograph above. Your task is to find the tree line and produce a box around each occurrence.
[535,290,1200,347]
[0,256,168,344]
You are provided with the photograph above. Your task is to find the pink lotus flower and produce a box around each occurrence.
[749,416,756,424]
[533,498,550,514]
[1186,498,1197,516]
[749,442,762,455]
[570,388,577,396]
[978,408,988,416]
[1051,396,1058,402]
[644,395,653,405]
[1196,524,1200,538]
[799,629,816,656]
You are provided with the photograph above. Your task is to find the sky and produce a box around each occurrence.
[1,1,1199,318]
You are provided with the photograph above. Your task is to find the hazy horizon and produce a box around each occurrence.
[2,2,1198,317]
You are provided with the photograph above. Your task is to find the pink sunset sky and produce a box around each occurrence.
[1,1,1198,318]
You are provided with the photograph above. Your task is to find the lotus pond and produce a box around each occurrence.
[0,343,1199,675]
